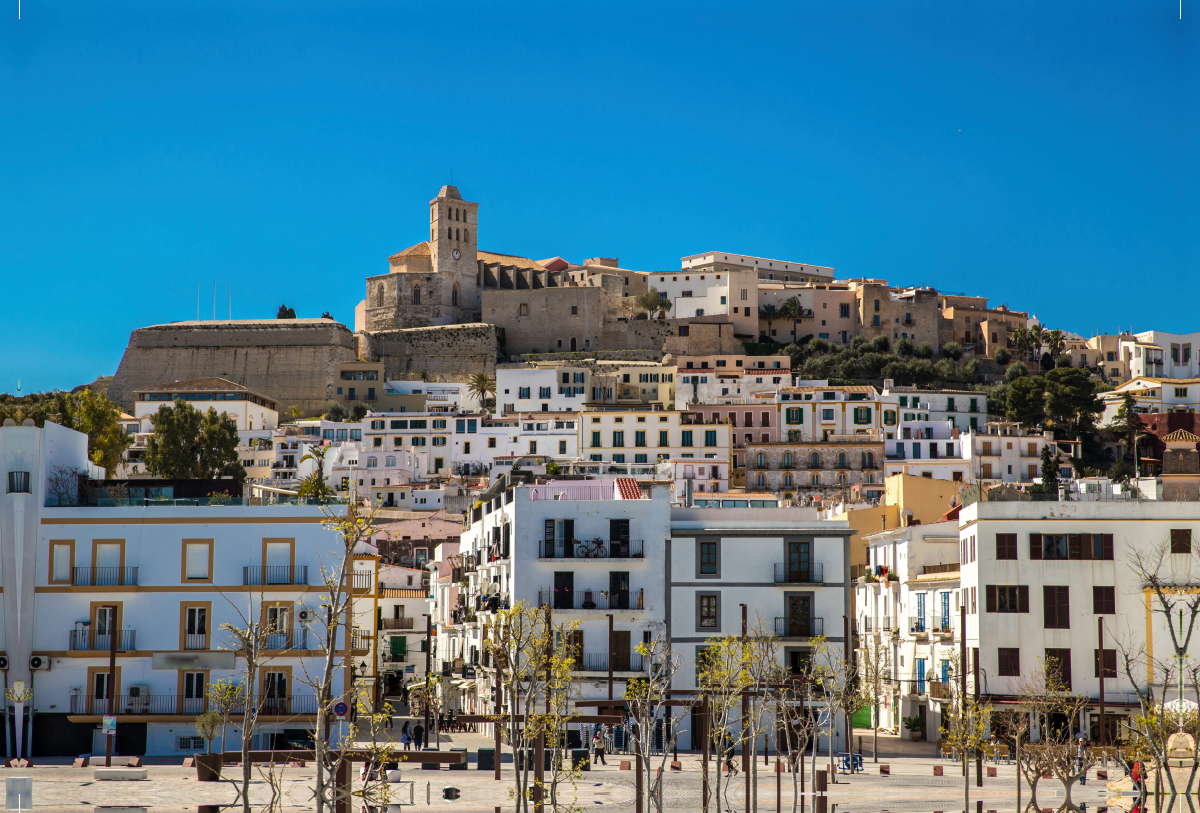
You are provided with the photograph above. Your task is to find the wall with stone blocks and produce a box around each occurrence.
[359,323,504,381]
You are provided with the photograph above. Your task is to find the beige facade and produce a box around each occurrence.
[329,361,426,413]
[940,298,1031,359]
[745,434,885,504]
[482,286,606,355]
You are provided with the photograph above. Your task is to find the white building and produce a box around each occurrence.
[960,423,1078,485]
[496,366,592,414]
[881,384,990,433]
[1126,331,1200,380]
[579,409,732,468]
[131,378,279,431]
[0,418,352,757]
[675,370,792,410]
[883,420,969,483]
[1099,376,1200,423]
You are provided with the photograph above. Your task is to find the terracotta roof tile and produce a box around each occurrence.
[388,242,432,261]
[1164,429,1200,443]
[615,478,643,500]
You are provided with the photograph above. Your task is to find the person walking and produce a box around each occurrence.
[401,722,412,751]
[592,728,607,766]
[414,723,425,750]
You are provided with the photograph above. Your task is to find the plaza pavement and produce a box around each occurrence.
[1,725,1126,812]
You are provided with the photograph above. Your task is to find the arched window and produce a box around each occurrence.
[456,228,460,241]
[783,473,793,487]
[756,474,765,489]
[837,452,848,468]
[696,309,704,316]
[413,286,421,305]
[863,451,874,468]
[570,337,577,351]
[385,456,396,467]
[464,229,470,243]
[375,285,384,307]
[838,473,848,484]
[784,492,793,501]
[865,473,875,484]
[783,452,793,468]
[809,452,820,468]
[455,208,460,221]
[810,474,820,485]
[451,285,459,307]
[755,453,766,468]
[447,227,453,240]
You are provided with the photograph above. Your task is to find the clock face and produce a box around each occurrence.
[452,249,461,260]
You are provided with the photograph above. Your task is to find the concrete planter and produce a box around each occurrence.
[195,753,224,781]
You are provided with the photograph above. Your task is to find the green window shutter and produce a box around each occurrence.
[391,636,405,655]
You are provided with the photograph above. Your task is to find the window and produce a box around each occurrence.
[1033,533,1068,560]
[432,437,446,447]
[519,387,531,399]
[705,430,717,447]
[1094,649,1117,678]
[1177,387,1189,397]
[836,452,847,468]
[1043,586,1070,629]
[591,431,601,447]
[1093,585,1116,614]
[839,303,850,318]
[659,431,669,446]
[698,540,719,577]
[528,441,537,454]
[519,303,529,316]
[635,431,646,447]
[985,585,1028,613]
[1045,648,1072,690]
[539,387,551,399]
[183,540,212,581]
[698,594,720,630]
[821,408,834,421]
[785,407,803,425]
[50,540,74,584]
[809,452,820,468]
[1172,528,1192,554]
[995,533,1017,560]
[998,648,1020,677]
[612,431,625,447]
[681,431,693,447]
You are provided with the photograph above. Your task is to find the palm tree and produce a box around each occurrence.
[468,373,496,411]
[1029,324,1047,360]
[758,304,782,342]
[780,296,806,343]
[298,445,330,499]
[1046,329,1066,359]
[1010,327,1032,361]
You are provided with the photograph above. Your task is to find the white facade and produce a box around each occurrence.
[579,410,732,467]
[1,420,350,757]
[883,420,968,482]
[496,367,591,414]
[1099,376,1200,423]
[960,423,1076,485]
[881,385,990,433]
[1128,331,1200,380]
[676,370,792,410]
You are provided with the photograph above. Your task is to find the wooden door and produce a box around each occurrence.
[612,630,631,671]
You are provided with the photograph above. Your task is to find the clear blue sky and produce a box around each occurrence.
[1,1,1194,394]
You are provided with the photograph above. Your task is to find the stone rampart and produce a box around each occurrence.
[360,323,503,380]
[108,320,357,415]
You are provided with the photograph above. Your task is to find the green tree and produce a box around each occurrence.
[1029,324,1047,358]
[895,338,914,357]
[143,400,204,478]
[908,358,936,386]
[1010,327,1033,360]
[298,445,331,499]
[198,408,245,479]
[914,341,934,359]
[1036,443,1060,497]
[467,373,496,409]
[634,288,671,319]
[994,347,1011,365]
[758,304,781,341]
[941,341,963,361]
[73,388,132,478]
[1005,362,1029,382]
[1042,367,1102,435]
[347,401,370,422]
[870,335,890,354]
[1005,377,1046,430]
[277,304,296,319]
[1106,392,1143,458]
[324,401,347,422]
[1046,329,1066,359]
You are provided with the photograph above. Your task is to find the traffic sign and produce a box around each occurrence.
[333,702,348,717]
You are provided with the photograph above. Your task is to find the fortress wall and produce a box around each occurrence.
[108,320,358,416]
[360,323,503,381]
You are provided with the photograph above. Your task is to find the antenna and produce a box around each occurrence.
[228,284,231,320]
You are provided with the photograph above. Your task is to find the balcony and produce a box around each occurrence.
[927,680,952,701]
[71,567,139,587]
[578,652,645,673]
[922,563,960,576]
[908,617,928,636]
[350,631,371,653]
[540,539,644,560]
[774,616,824,638]
[264,630,310,651]
[242,566,309,586]
[930,616,953,636]
[773,562,824,584]
[71,695,209,716]
[352,571,375,592]
[183,633,207,651]
[68,629,137,651]
[537,587,645,612]
[380,617,415,631]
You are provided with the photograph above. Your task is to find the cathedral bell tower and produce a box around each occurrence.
[429,185,480,312]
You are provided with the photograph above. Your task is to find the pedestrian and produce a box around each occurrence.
[592,728,607,766]
[414,723,425,750]
[401,722,412,751]
[1077,736,1087,785]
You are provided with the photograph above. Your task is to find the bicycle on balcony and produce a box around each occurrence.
[576,538,608,558]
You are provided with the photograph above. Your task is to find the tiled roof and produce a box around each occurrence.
[379,588,428,599]
[388,241,432,261]
[780,385,878,394]
[615,478,643,500]
[1164,429,1200,443]
[478,251,546,271]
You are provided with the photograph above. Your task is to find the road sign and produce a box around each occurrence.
[333,702,348,717]
[102,715,116,736]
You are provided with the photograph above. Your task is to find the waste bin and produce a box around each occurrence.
[517,749,554,770]
[421,747,440,770]
[477,748,495,771]
[449,747,468,771]
[570,748,590,772]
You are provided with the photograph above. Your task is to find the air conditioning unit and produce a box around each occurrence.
[127,686,149,709]
[297,608,312,623]
[28,656,49,672]
[0,656,8,670]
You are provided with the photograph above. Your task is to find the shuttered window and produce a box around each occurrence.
[1045,648,1072,690]
[1172,529,1192,555]
[997,648,1020,677]
[995,534,1018,560]
[1094,649,1116,678]
[1043,586,1070,629]
[1093,586,1116,614]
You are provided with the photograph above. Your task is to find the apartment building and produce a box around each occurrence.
[939,298,1032,359]
[689,398,781,468]
[962,423,1078,485]
[745,432,885,504]
[1066,334,1133,381]
[579,409,732,468]
[329,361,428,414]
[881,384,990,433]
[131,378,279,432]
[1099,376,1200,424]
[883,420,968,483]
[675,361,791,410]
[954,495,1200,742]
[776,385,894,440]
[668,504,852,751]
[496,364,592,413]
[362,411,489,479]
[856,520,962,739]
[1127,331,1200,380]
[1,419,352,757]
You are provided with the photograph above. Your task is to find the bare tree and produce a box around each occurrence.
[856,632,892,762]
[626,630,694,813]
[698,635,753,813]
[47,464,83,506]
[763,660,819,813]
[938,650,993,813]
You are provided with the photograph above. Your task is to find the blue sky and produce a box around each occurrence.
[1,1,1194,394]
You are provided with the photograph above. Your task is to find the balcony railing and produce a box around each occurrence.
[71,695,209,716]
[930,615,953,635]
[537,587,645,612]
[908,616,927,635]
[540,539,645,559]
[772,562,824,584]
[263,630,309,651]
[380,617,415,630]
[774,617,824,638]
[352,572,375,591]
[579,652,645,673]
[350,631,371,652]
[243,566,309,586]
[183,633,207,651]
[72,567,139,587]
[69,629,137,651]
[922,563,960,575]
[927,680,952,701]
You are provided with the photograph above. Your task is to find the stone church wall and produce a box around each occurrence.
[360,323,504,380]
[108,320,358,416]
